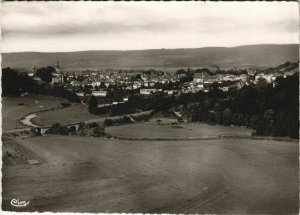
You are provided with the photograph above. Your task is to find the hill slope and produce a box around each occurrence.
[2,44,298,70]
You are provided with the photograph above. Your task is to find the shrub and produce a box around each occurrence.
[88,122,99,128]
[68,125,76,133]
[104,119,113,126]
[93,125,105,137]
[47,123,69,135]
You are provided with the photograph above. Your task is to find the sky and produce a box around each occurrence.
[1,1,299,53]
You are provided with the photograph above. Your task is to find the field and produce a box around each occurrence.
[106,122,252,139]
[2,134,298,213]
[31,104,153,126]
[2,96,61,132]
[32,103,97,126]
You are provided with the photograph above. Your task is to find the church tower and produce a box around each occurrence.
[56,60,61,73]
[52,60,64,84]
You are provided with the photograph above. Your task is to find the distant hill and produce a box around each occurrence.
[259,61,299,74]
[2,44,299,71]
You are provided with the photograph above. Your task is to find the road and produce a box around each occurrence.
[2,135,298,213]
[2,128,31,134]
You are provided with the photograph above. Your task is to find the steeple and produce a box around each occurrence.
[31,66,36,74]
[56,60,61,73]
[52,60,64,84]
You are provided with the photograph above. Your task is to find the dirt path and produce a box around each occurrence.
[2,135,298,213]
[20,114,39,127]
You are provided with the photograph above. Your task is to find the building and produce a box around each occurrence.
[76,92,85,97]
[28,66,36,77]
[195,83,204,91]
[140,88,161,95]
[52,61,64,84]
[193,72,204,83]
[92,90,107,97]
[164,90,175,95]
[254,73,278,83]
[133,82,142,89]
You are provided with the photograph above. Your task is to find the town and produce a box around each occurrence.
[23,61,298,104]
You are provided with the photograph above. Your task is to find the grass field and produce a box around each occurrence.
[106,122,252,139]
[2,96,61,131]
[32,103,98,126]
[2,134,298,213]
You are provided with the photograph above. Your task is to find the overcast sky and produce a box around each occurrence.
[1,1,299,53]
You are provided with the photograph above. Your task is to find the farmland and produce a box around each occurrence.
[2,134,298,213]
[2,96,61,132]
[30,103,153,127]
[106,122,252,139]
[31,103,97,126]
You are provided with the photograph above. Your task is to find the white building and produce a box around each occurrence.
[164,90,174,95]
[193,77,204,83]
[92,90,107,97]
[195,84,204,91]
[255,73,275,83]
[76,92,85,97]
[140,88,161,95]
[133,82,142,89]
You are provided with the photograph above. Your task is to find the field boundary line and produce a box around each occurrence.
[109,135,298,143]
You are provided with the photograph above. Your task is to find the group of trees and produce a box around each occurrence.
[260,61,299,74]
[2,67,79,103]
[186,74,299,138]
[36,66,55,82]
[46,122,105,137]
[2,68,36,96]
[87,92,176,116]
[176,67,248,77]
[51,85,80,103]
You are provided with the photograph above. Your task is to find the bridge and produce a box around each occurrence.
[30,122,82,135]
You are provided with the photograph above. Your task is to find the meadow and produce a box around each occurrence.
[31,103,98,126]
[106,122,252,139]
[2,134,298,213]
[2,96,61,131]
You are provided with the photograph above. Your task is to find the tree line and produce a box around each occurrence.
[181,74,298,138]
[2,67,79,103]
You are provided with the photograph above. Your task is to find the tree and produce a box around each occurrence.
[36,66,55,83]
[222,108,232,125]
[83,84,93,94]
[2,68,22,96]
[176,69,185,75]
[100,82,106,89]
[88,95,98,113]
[2,68,37,96]
[256,77,268,89]
[93,125,105,137]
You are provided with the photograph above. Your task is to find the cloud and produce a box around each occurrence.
[2,2,187,38]
[3,19,186,37]
[268,18,299,33]
[1,1,298,52]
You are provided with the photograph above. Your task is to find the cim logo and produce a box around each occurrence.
[10,198,30,208]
